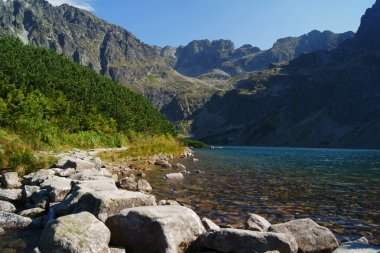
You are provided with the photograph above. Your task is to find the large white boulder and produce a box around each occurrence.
[1,172,21,188]
[245,213,271,232]
[39,212,111,253]
[106,205,206,253]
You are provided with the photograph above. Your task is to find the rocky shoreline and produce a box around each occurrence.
[0,148,379,253]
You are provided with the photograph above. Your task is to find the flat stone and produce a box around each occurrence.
[40,176,72,202]
[155,159,170,166]
[269,218,339,253]
[1,172,21,188]
[0,211,33,230]
[39,212,111,253]
[56,178,156,222]
[0,200,16,213]
[58,168,76,177]
[69,168,112,181]
[245,213,271,232]
[106,206,206,253]
[56,156,95,171]
[166,172,184,180]
[0,189,22,201]
[23,169,55,185]
[22,185,41,199]
[202,217,220,231]
[19,207,45,218]
[198,228,298,253]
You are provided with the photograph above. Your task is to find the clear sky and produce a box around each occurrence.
[50,0,376,49]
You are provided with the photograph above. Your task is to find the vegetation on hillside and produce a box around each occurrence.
[0,37,178,172]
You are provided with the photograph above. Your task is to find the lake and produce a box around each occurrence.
[146,146,380,243]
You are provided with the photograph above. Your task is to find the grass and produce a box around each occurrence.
[97,135,185,165]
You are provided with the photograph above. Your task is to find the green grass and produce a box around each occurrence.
[98,135,185,165]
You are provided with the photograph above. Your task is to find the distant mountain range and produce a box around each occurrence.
[191,0,380,148]
[2,0,377,148]
[0,0,354,123]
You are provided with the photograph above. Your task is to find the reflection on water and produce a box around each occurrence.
[146,147,380,243]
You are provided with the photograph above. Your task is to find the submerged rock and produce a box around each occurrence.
[333,241,380,253]
[39,212,111,253]
[197,228,298,253]
[106,205,206,253]
[1,172,22,188]
[166,172,184,180]
[269,218,339,253]
[245,213,271,232]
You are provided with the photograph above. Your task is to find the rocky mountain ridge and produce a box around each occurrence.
[191,0,380,148]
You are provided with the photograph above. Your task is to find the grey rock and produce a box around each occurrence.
[0,188,22,201]
[23,169,55,185]
[39,212,111,253]
[62,157,95,171]
[0,211,33,230]
[166,172,184,180]
[110,248,126,253]
[202,217,220,231]
[22,185,41,199]
[1,172,21,188]
[137,179,152,192]
[269,218,339,253]
[158,200,181,206]
[245,213,271,232]
[40,176,72,202]
[155,159,170,166]
[198,228,298,253]
[0,200,16,213]
[106,206,206,253]
[19,207,45,218]
[118,176,137,191]
[57,178,156,222]
[58,168,76,177]
[69,168,112,181]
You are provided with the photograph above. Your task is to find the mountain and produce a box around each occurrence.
[191,0,380,148]
[0,0,354,123]
[0,0,217,121]
[172,31,354,77]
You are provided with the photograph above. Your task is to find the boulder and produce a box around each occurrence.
[56,156,95,171]
[202,217,220,231]
[245,213,271,232]
[0,211,33,230]
[158,200,181,206]
[1,172,21,188]
[137,179,152,192]
[269,218,339,253]
[40,176,72,202]
[69,168,112,181]
[0,189,22,201]
[155,159,170,166]
[19,207,45,218]
[56,178,156,222]
[22,185,41,199]
[23,169,55,185]
[0,200,16,213]
[39,212,111,253]
[106,206,206,253]
[118,176,137,191]
[166,172,184,180]
[198,228,298,253]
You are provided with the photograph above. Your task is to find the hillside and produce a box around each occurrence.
[191,1,380,148]
[0,0,354,123]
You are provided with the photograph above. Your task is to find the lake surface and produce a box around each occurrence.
[146,146,380,243]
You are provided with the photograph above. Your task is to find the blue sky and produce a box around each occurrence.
[49,0,375,49]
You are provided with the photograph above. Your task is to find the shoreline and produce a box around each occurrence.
[0,147,379,252]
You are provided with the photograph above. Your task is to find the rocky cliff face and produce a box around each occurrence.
[173,31,354,77]
[191,0,380,148]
